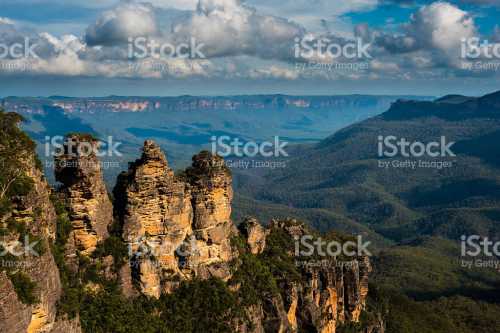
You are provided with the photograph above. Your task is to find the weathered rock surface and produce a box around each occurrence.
[239,217,268,255]
[54,134,112,256]
[0,272,32,333]
[115,142,236,297]
[1,132,373,333]
[0,156,81,333]
[241,219,373,333]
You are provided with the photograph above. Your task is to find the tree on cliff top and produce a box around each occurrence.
[0,110,36,214]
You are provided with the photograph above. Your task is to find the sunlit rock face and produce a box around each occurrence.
[115,142,236,297]
[238,217,268,255]
[240,219,373,333]
[1,154,81,333]
[54,134,112,256]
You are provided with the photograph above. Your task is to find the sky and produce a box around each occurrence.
[0,0,500,97]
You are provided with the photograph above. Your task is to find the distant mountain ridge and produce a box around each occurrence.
[231,90,500,332]
[1,94,433,114]
[234,90,500,242]
[3,94,433,186]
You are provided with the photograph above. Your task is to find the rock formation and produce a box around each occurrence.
[239,217,269,255]
[0,152,81,333]
[0,125,375,333]
[239,218,373,333]
[54,134,112,256]
[114,141,236,297]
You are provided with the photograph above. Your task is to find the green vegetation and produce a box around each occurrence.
[259,226,302,284]
[0,109,43,305]
[77,278,244,333]
[9,271,38,305]
[365,285,500,333]
[231,94,500,333]
[230,253,279,306]
[0,110,36,215]
[50,194,82,318]
[370,237,500,333]
[93,236,129,270]
[158,278,244,333]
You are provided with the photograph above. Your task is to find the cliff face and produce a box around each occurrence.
[239,219,373,333]
[90,140,373,331]
[1,127,374,333]
[54,135,113,256]
[114,141,235,297]
[0,154,81,333]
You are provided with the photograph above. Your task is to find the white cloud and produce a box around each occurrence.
[0,17,15,25]
[408,2,476,53]
[1,0,498,83]
[85,2,159,46]
[170,0,304,60]
[361,1,479,74]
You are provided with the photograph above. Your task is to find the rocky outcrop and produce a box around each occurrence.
[54,134,112,256]
[241,219,373,333]
[114,143,373,331]
[0,154,81,333]
[239,217,268,255]
[1,116,375,333]
[115,142,236,297]
[183,151,235,278]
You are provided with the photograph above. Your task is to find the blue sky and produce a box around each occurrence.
[0,0,499,96]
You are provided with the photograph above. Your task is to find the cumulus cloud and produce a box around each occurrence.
[81,0,308,63]
[0,16,215,79]
[170,0,304,60]
[85,2,159,46]
[1,0,499,83]
[408,2,475,52]
[358,1,478,74]
[375,2,476,54]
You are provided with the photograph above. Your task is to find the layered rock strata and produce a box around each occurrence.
[0,155,81,333]
[240,219,373,333]
[54,134,112,256]
[114,141,235,297]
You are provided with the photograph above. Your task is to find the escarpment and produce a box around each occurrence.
[54,134,113,256]
[1,117,376,333]
[236,218,373,333]
[0,116,81,333]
